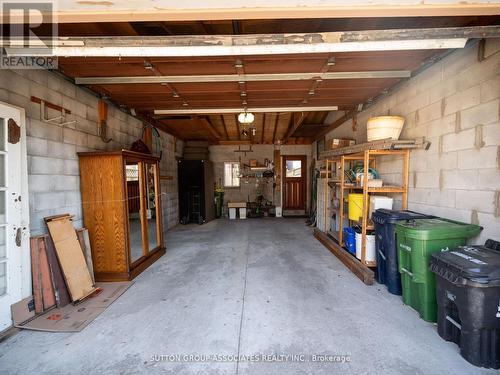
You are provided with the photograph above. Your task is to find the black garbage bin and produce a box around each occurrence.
[429,241,500,369]
[372,209,435,295]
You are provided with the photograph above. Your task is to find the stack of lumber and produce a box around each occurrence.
[183,140,209,160]
[29,215,97,314]
[11,214,132,332]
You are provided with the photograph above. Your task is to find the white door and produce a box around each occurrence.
[0,101,30,332]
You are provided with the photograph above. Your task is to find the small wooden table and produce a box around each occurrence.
[228,202,247,219]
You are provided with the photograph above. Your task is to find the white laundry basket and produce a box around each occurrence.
[367,116,405,141]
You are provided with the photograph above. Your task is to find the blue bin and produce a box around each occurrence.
[372,209,435,295]
[343,227,356,254]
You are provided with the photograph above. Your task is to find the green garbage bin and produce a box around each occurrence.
[395,218,482,322]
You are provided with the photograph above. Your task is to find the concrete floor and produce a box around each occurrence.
[0,219,495,374]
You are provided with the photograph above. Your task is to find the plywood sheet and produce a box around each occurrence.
[45,215,96,302]
[29,238,44,314]
[44,234,71,307]
[77,229,95,284]
[38,240,56,310]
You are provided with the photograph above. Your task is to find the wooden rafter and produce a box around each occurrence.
[220,115,229,140]
[76,70,412,85]
[284,112,307,142]
[236,114,242,141]
[261,113,265,144]
[272,114,279,144]
[313,109,358,141]
[198,116,221,140]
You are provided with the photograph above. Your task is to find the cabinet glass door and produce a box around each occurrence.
[125,161,145,263]
[145,163,160,252]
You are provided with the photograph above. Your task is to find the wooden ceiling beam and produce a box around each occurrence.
[75,70,412,85]
[29,26,499,57]
[272,114,279,144]
[143,58,188,107]
[197,116,222,140]
[261,113,265,144]
[284,112,308,142]
[154,106,338,115]
[22,4,500,24]
[220,115,229,140]
[313,109,358,141]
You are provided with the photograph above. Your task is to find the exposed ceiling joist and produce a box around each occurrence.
[7,26,496,57]
[154,106,338,115]
[314,109,358,141]
[75,70,411,85]
[7,2,499,23]
[284,112,307,142]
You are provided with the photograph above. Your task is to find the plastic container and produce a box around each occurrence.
[355,231,376,263]
[343,227,356,254]
[367,116,405,141]
[229,208,236,220]
[429,241,500,369]
[239,208,247,219]
[396,218,482,322]
[372,209,435,295]
[276,207,282,217]
[361,179,383,188]
[348,193,364,221]
[369,196,393,218]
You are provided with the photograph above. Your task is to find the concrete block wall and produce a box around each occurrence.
[0,69,180,235]
[209,144,313,215]
[209,145,276,215]
[159,133,183,232]
[320,41,500,243]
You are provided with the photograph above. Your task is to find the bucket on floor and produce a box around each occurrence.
[367,116,405,141]
[348,193,365,221]
[276,206,282,217]
[343,227,356,254]
[355,231,376,263]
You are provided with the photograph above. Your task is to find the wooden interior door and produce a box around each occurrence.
[282,155,307,213]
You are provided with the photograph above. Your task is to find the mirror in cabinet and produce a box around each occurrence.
[145,163,160,252]
[125,161,145,264]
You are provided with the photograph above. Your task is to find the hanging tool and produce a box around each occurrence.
[98,99,112,143]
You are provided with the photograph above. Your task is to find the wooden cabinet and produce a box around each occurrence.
[78,150,165,281]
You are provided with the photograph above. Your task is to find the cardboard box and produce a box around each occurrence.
[328,139,356,149]
[249,159,258,167]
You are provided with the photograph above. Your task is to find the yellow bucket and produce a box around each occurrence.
[348,193,365,221]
